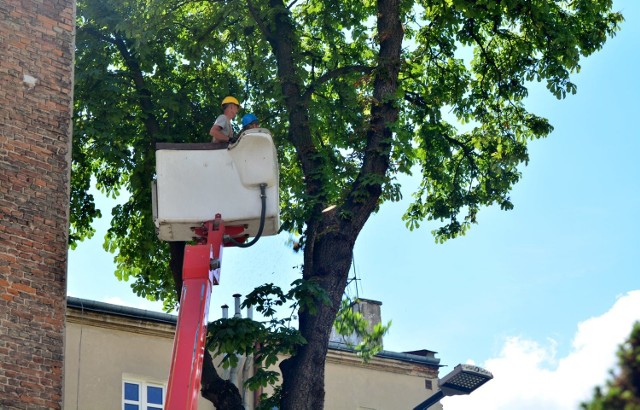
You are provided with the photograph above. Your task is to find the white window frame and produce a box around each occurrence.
[122,378,166,410]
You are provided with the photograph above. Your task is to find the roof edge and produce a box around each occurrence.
[67,296,177,325]
[66,297,440,367]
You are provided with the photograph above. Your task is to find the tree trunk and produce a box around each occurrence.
[277,0,404,407]
[280,220,355,409]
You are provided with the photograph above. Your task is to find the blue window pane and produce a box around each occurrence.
[147,407,162,410]
[124,383,139,401]
[147,386,163,404]
[125,404,139,410]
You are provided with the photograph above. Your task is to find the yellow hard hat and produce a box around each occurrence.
[221,96,240,107]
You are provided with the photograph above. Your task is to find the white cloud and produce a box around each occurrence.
[442,290,640,410]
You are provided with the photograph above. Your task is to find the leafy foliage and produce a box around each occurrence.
[205,282,392,403]
[71,0,624,301]
[205,280,327,401]
[581,322,640,410]
[333,298,391,361]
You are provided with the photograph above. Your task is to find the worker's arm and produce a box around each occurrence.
[209,124,229,143]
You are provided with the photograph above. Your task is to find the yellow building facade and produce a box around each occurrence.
[64,298,442,410]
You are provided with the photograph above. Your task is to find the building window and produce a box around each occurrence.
[123,380,165,410]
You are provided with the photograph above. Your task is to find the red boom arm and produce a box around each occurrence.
[165,215,231,409]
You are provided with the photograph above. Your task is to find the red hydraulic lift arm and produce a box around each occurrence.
[165,215,244,410]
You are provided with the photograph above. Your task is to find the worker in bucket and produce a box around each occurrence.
[209,96,240,143]
[239,113,260,135]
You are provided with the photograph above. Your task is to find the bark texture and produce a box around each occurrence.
[268,0,404,408]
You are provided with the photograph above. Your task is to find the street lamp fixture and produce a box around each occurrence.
[413,364,493,410]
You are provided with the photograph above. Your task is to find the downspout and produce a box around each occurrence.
[253,340,262,408]
[221,304,230,380]
[242,305,254,408]
[233,294,242,319]
[229,294,242,389]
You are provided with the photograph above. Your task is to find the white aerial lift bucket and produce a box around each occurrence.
[152,128,280,242]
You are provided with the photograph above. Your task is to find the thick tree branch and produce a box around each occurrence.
[246,2,376,409]
[302,65,374,101]
[341,0,404,234]
[82,26,161,145]
[193,15,228,45]
[201,349,244,409]
[247,0,272,39]
[254,0,328,255]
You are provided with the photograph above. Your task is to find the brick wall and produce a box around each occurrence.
[0,0,75,408]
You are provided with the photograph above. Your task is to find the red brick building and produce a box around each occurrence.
[0,0,75,408]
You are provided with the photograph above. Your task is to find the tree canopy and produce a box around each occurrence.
[581,321,640,410]
[71,0,622,408]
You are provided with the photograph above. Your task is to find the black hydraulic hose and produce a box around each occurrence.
[225,183,267,248]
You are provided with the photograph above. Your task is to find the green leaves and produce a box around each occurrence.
[243,279,331,321]
[206,289,390,400]
[205,282,318,402]
[334,298,392,362]
[287,279,332,315]
[397,0,622,241]
[581,321,640,409]
[72,0,623,289]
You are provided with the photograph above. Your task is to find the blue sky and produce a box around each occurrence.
[68,1,640,408]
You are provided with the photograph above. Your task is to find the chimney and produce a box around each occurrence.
[329,298,383,347]
[233,293,242,318]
